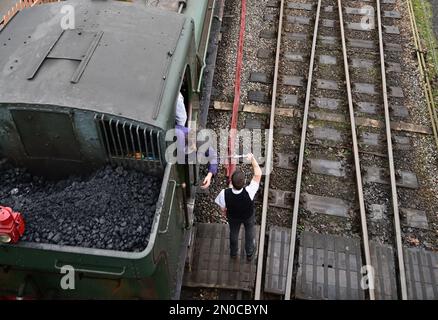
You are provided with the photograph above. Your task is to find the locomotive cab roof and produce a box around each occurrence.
[0,0,192,130]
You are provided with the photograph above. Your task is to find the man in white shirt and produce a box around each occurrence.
[175,92,187,127]
[215,153,261,261]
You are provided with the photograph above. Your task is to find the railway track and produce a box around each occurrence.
[250,0,435,300]
[184,0,438,300]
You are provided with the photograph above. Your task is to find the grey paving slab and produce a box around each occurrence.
[393,135,411,150]
[245,118,263,130]
[396,170,419,189]
[347,22,374,31]
[249,72,271,84]
[311,126,343,142]
[274,153,296,170]
[385,43,402,52]
[266,0,279,7]
[269,189,294,209]
[360,132,382,146]
[352,59,374,69]
[287,2,313,10]
[390,104,409,118]
[314,97,341,110]
[310,159,346,177]
[348,38,375,49]
[317,79,339,90]
[296,232,365,299]
[370,242,398,300]
[384,25,400,34]
[286,32,308,41]
[368,204,387,221]
[404,248,438,300]
[384,11,401,19]
[302,193,350,217]
[319,35,338,45]
[183,223,259,291]
[363,167,419,189]
[257,48,274,59]
[363,167,388,184]
[322,19,335,28]
[283,75,304,87]
[260,29,277,39]
[281,94,299,106]
[345,7,373,15]
[284,52,305,62]
[287,15,311,25]
[401,208,429,229]
[354,83,376,95]
[248,90,271,104]
[265,226,291,294]
[357,102,378,114]
[387,62,402,73]
[320,55,337,65]
[389,86,404,98]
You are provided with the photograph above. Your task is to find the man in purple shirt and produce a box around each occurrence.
[175,124,218,189]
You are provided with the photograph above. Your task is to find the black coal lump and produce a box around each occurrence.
[0,162,161,252]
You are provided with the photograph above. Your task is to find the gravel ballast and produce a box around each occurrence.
[0,162,161,252]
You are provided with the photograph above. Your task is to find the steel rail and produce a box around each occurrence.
[284,0,322,300]
[376,0,408,299]
[254,0,285,300]
[337,0,375,300]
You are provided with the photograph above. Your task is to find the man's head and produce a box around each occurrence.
[231,169,245,190]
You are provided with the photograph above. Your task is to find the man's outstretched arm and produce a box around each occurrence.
[248,153,262,184]
[201,146,218,189]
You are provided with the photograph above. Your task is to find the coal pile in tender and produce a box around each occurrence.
[0,163,161,252]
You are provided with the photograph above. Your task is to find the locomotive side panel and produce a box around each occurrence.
[0,0,209,299]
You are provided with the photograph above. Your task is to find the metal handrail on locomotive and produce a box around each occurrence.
[0,0,216,299]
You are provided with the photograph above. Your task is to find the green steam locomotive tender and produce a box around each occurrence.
[0,0,216,299]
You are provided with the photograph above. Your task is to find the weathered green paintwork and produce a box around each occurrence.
[0,0,194,127]
[184,0,210,51]
[0,0,213,299]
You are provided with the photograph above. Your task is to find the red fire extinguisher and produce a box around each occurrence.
[0,206,25,244]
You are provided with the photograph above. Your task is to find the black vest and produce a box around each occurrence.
[224,188,254,220]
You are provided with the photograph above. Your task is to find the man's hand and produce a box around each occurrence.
[247,153,254,162]
[201,172,213,189]
[220,208,228,223]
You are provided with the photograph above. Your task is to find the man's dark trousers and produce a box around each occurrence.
[229,215,255,257]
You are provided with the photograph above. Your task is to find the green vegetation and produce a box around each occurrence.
[367,67,378,79]
[341,148,352,157]
[304,147,310,157]
[412,0,438,94]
